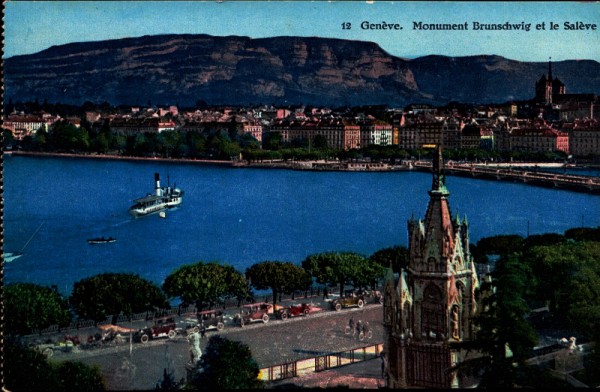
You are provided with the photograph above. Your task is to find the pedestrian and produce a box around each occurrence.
[356,320,362,338]
[348,316,354,335]
[323,287,329,299]
[200,324,206,339]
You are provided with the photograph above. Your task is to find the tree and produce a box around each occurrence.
[48,120,90,152]
[110,131,127,153]
[523,233,565,249]
[33,127,48,150]
[369,245,409,274]
[302,251,381,294]
[238,132,260,149]
[70,273,168,324]
[287,262,314,298]
[5,283,72,335]
[263,131,283,150]
[356,258,387,289]
[206,131,241,160]
[475,234,524,257]
[4,341,106,391]
[3,128,15,149]
[92,132,110,153]
[126,133,149,156]
[526,241,600,333]
[188,335,263,389]
[163,262,249,310]
[245,261,311,307]
[312,134,328,149]
[474,254,538,388]
[53,361,106,391]
[158,130,182,158]
[4,340,60,390]
[185,131,207,158]
[564,226,600,242]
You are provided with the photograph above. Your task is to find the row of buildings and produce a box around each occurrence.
[5,107,599,157]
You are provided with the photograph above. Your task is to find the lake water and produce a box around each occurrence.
[4,155,600,296]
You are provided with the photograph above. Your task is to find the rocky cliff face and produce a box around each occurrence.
[5,34,600,107]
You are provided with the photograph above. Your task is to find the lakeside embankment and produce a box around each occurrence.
[3,150,234,166]
[4,150,598,172]
[4,150,411,171]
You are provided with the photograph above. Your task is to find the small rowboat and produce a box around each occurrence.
[87,237,117,244]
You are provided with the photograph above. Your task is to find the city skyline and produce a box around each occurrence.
[5,1,600,62]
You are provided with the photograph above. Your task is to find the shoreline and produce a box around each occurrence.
[4,150,411,172]
[4,150,599,173]
[3,150,235,167]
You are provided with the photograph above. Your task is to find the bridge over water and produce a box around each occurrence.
[413,162,600,194]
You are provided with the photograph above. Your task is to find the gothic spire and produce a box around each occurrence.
[548,57,553,81]
[430,145,449,196]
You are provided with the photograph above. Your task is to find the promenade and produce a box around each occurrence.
[413,161,600,194]
[41,297,385,390]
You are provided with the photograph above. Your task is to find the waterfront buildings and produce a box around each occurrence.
[109,117,177,135]
[270,119,363,150]
[3,112,61,140]
[359,121,393,147]
[243,123,263,143]
[399,115,463,150]
[510,127,569,154]
[566,119,600,157]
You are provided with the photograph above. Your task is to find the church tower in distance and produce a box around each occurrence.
[383,146,479,388]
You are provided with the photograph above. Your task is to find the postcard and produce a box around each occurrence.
[3,1,600,390]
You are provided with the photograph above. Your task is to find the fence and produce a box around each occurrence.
[258,343,384,382]
[26,286,348,337]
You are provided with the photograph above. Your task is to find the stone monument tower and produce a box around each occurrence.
[383,146,479,388]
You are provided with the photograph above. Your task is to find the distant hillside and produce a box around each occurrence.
[5,34,600,107]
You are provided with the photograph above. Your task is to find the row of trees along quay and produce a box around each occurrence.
[4,227,600,389]
[3,117,574,164]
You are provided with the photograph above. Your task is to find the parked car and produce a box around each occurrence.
[277,303,313,320]
[355,288,384,304]
[136,316,180,343]
[331,291,365,311]
[30,337,77,358]
[194,309,226,332]
[268,303,285,315]
[233,302,272,327]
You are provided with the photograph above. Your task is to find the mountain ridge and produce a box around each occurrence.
[5,33,600,107]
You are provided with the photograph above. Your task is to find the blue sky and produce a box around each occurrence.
[5,1,600,61]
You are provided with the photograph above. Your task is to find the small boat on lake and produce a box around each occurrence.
[4,252,24,263]
[129,173,184,218]
[87,237,117,244]
[3,222,44,263]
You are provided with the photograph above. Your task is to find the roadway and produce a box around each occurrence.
[42,297,384,390]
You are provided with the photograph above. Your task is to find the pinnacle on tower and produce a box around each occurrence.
[430,145,449,195]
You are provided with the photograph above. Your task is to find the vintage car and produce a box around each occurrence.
[355,288,384,304]
[29,334,82,358]
[277,303,313,320]
[331,291,365,311]
[268,303,285,315]
[186,309,226,333]
[233,302,272,327]
[136,316,180,343]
